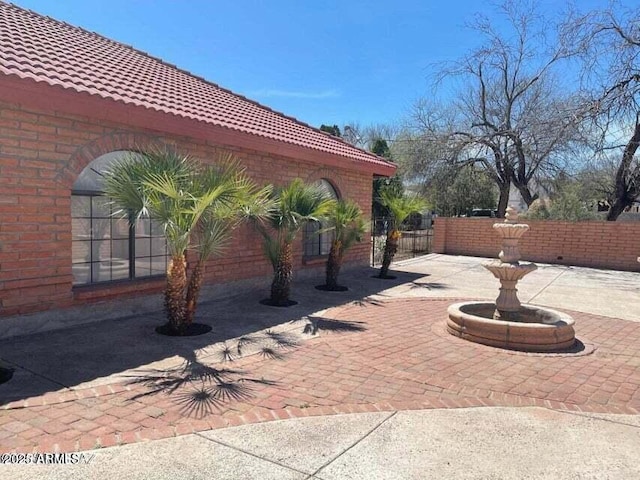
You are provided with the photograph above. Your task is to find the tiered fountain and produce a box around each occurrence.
[447,207,576,352]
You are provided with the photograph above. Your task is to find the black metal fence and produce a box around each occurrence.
[370,216,434,266]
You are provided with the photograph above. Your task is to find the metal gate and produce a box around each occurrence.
[370,216,433,266]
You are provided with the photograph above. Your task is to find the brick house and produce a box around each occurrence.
[0,3,395,330]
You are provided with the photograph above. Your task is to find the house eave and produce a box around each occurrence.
[0,74,397,177]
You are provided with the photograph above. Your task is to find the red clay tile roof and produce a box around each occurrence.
[0,2,394,171]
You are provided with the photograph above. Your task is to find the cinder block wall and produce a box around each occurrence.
[0,101,373,316]
[433,217,640,272]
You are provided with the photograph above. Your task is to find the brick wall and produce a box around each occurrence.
[0,101,374,316]
[433,217,640,272]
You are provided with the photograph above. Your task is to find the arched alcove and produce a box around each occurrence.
[71,151,168,285]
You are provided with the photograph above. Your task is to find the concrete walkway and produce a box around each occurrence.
[1,254,640,479]
[4,408,640,479]
[387,254,640,322]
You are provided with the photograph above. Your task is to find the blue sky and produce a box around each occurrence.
[11,0,625,129]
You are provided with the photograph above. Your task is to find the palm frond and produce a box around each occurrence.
[240,184,276,223]
[267,178,335,234]
[194,215,235,261]
[104,148,264,262]
[253,179,336,268]
[323,199,367,251]
[379,190,428,228]
[262,234,281,269]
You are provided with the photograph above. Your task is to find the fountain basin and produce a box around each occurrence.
[447,302,576,352]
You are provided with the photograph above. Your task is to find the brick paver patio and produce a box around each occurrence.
[1,298,639,453]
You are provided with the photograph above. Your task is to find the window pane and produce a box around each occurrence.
[111,260,129,280]
[72,264,91,285]
[111,239,129,261]
[150,221,165,236]
[73,151,148,193]
[303,179,338,258]
[135,238,151,257]
[71,196,90,218]
[91,262,111,283]
[112,218,130,239]
[72,219,91,241]
[92,197,111,218]
[91,218,111,240]
[135,218,151,237]
[150,256,167,276]
[320,222,334,255]
[91,240,111,262]
[72,241,90,264]
[304,221,321,256]
[134,258,151,278]
[150,236,167,256]
[71,152,170,286]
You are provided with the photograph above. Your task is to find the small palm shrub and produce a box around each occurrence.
[104,148,269,335]
[321,199,366,291]
[378,190,427,278]
[253,179,334,306]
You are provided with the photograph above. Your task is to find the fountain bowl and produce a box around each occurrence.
[447,302,576,352]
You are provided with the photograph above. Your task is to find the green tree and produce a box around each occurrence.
[523,199,551,220]
[378,191,427,278]
[321,200,366,290]
[371,138,391,158]
[524,178,596,222]
[371,138,404,218]
[319,124,341,137]
[254,179,335,306]
[548,185,596,221]
[425,164,497,217]
[373,174,404,218]
[104,149,268,335]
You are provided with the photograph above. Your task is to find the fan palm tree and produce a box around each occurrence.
[320,199,366,291]
[254,179,335,306]
[378,190,427,278]
[104,148,269,335]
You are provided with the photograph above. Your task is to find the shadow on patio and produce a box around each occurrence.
[0,266,426,406]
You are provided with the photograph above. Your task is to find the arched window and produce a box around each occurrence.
[303,179,339,257]
[71,151,168,286]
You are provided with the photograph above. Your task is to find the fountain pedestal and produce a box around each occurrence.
[484,261,537,320]
[447,207,576,352]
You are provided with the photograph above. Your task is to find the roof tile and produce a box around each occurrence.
[0,2,394,170]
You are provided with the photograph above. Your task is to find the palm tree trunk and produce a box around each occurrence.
[270,241,293,305]
[184,260,205,326]
[325,240,343,290]
[165,254,187,334]
[379,230,400,278]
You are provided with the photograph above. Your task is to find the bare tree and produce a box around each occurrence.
[567,3,640,220]
[342,123,366,147]
[342,122,400,152]
[404,1,585,216]
[402,99,514,216]
[577,154,620,208]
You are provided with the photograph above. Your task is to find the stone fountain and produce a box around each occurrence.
[447,207,576,352]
